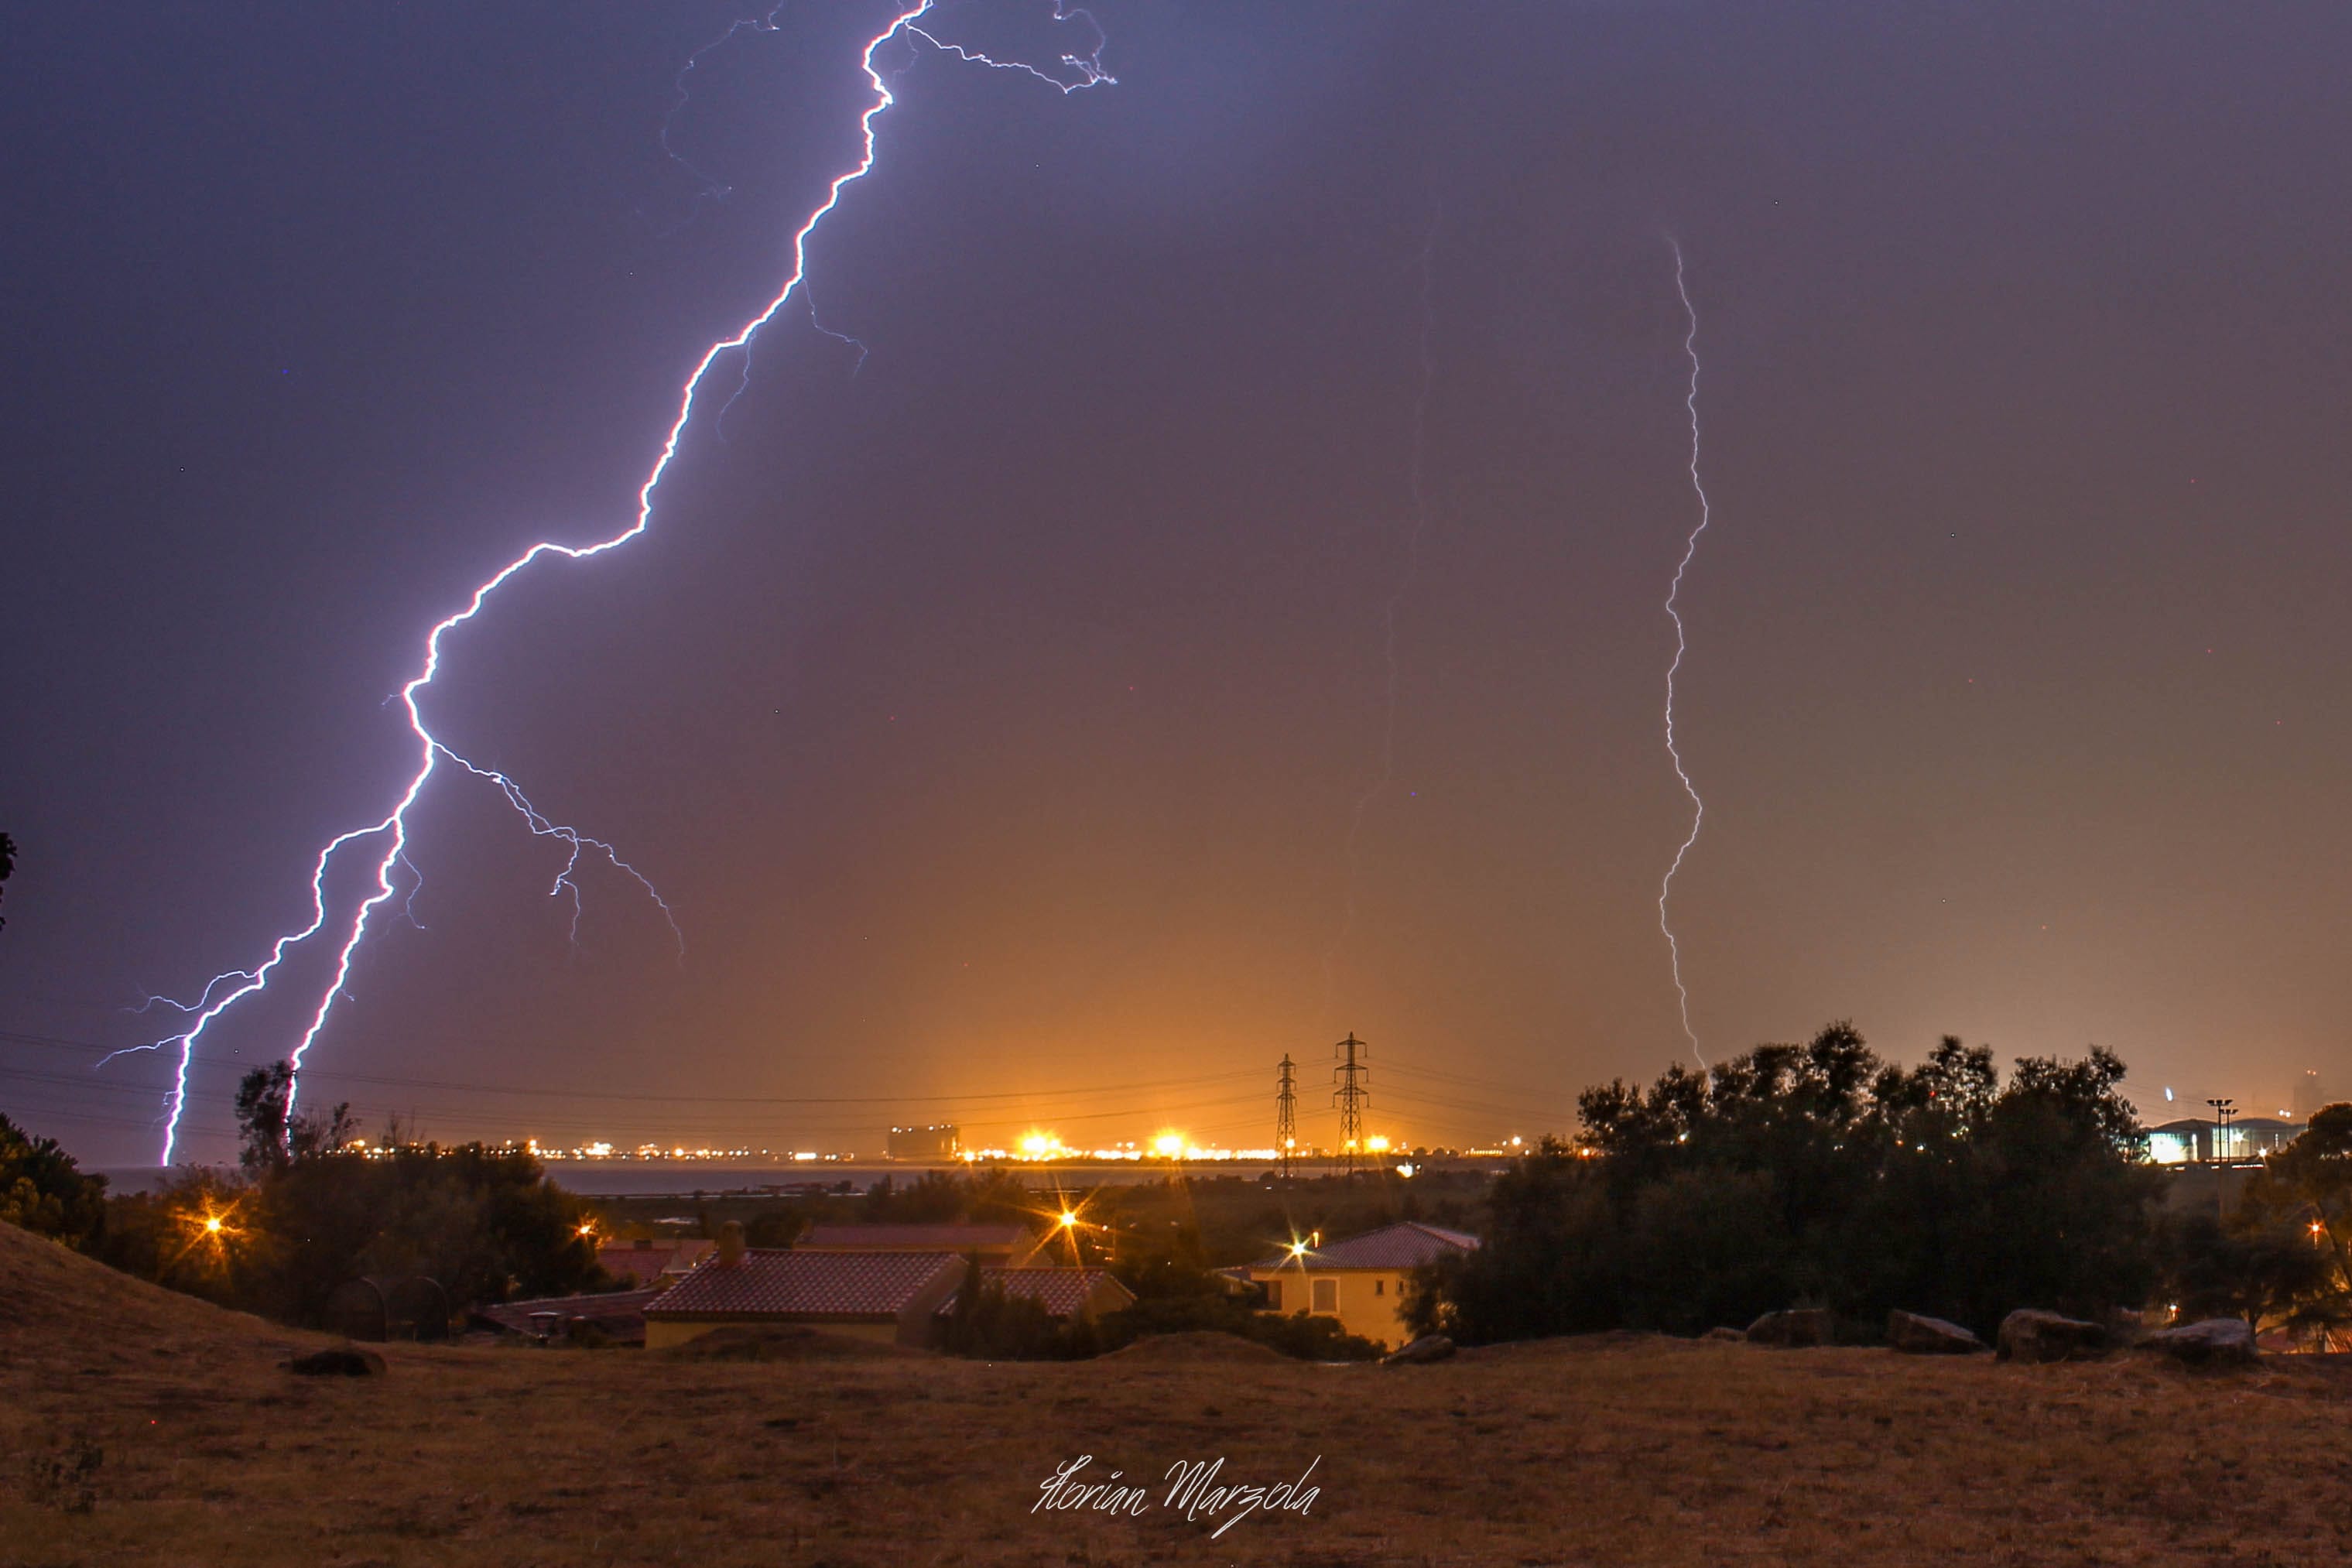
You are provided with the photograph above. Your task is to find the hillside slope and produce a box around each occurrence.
[0,1220,300,1396]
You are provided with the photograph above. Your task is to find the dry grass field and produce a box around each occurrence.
[5,1222,2349,1568]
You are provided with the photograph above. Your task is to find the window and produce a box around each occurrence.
[1262,1279,1282,1312]
[1374,1279,1385,1297]
[1311,1278,1338,1313]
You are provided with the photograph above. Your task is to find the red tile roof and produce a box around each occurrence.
[645,1250,962,1320]
[797,1224,1035,1253]
[1249,1221,1480,1272]
[934,1266,1134,1320]
[595,1240,713,1286]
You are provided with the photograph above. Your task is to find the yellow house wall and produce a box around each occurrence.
[1248,1268,1414,1350]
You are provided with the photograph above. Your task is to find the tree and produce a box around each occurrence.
[2181,1101,2352,1343]
[0,830,15,933]
[125,1080,603,1327]
[0,1113,107,1249]
[233,1062,356,1171]
[939,1255,1068,1359]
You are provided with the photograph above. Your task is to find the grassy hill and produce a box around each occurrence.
[5,1218,2350,1565]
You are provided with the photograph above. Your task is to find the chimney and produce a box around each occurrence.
[714,1220,747,1265]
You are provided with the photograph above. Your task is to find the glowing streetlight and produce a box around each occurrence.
[1151,1131,1186,1159]
[1058,1210,1079,1230]
[203,1216,224,1236]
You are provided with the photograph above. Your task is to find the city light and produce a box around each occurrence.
[1152,1131,1186,1159]
[1366,1135,1392,1155]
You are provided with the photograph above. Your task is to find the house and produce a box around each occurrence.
[1245,1221,1479,1350]
[933,1266,1135,1326]
[796,1222,1042,1262]
[642,1236,963,1350]
[471,1288,662,1346]
[595,1238,714,1287]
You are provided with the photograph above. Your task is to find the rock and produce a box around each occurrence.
[1745,1309,1834,1347]
[1381,1333,1456,1366]
[2138,1317,2258,1367]
[1702,1327,1748,1344]
[1885,1310,1987,1355]
[286,1347,385,1377]
[1995,1310,2108,1364]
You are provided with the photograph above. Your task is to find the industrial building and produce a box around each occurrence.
[887,1124,961,1161]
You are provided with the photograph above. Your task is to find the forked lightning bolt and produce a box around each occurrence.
[1658,238,1711,1066]
[116,2,1111,1162]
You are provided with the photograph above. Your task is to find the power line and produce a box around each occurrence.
[0,1029,1257,1108]
[1275,1053,1296,1181]
[1333,1032,1369,1178]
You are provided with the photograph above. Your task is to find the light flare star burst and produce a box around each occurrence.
[122,2,1111,1163]
[1658,238,1713,1066]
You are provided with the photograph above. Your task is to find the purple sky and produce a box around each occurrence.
[5,1,2348,1164]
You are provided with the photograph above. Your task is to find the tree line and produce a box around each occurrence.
[1405,1022,2350,1346]
[5,1063,608,1327]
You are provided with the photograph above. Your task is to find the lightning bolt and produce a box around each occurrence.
[649,6,786,231]
[123,2,1110,1163]
[1658,238,1711,1066]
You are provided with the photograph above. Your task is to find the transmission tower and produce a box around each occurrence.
[1333,1032,1369,1178]
[1275,1054,1298,1181]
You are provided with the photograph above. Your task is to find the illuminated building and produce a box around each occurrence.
[888,1124,962,1161]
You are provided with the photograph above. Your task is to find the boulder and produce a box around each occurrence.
[1702,1327,1748,1344]
[1995,1310,2107,1364]
[1885,1310,1987,1355]
[1746,1308,1834,1347]
[286,1347,386,1377]
[1381,1334,1456,1366]
[2138,1318,2258,1367]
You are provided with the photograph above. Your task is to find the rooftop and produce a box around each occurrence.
[934,1266,1133,1320]
[594,1240,713,1284]
[797,1223,1036,1254]
[1250,1221,1481,1272]
[645,1250,961,1320]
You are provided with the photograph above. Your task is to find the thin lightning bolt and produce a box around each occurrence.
[1659,238,1710,1066]
[437,747,684,953]
[648,5,787,237]
[905,3,1114,92]
[1321,207,1443,1025]
[125,2,1109,1163]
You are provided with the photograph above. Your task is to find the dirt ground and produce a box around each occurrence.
[5,1224,2350,1567]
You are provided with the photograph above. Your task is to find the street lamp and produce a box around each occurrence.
[2204,1099,2235,1163]
[2206,1098,2236,1224]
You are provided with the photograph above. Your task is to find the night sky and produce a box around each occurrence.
[6,2,2350,1166]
